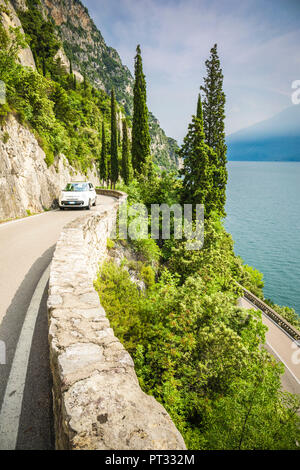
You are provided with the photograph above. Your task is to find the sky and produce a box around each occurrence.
[82,0,300,143]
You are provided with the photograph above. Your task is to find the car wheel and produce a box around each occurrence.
[86,199,91,210]
[93,198,96,206]
[59,206,65,211]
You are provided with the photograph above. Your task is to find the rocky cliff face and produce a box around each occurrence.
[149,113,181,170]
[40,0,133,111]
[0,114,99,220]
[1,0,35,69]
[38,0,179,170]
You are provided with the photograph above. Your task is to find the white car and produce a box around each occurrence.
[59,182,97,210]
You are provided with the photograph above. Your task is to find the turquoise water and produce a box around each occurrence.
[225,162,300,316]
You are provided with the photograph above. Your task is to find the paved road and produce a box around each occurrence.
[239,297,300,396]
[0,196,116,449]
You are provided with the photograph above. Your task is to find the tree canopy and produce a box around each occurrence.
[132,45,151,177]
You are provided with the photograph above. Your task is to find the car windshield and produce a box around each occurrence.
[64,183,89,192]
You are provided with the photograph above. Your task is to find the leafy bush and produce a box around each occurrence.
[17,0,61,76]
[131,237,161,266]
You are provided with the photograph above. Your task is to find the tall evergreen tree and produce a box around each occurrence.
[110,88,119,189]
[99,121,107,186]
[200,44,228,216]
[180,94,215,216]
[132,44,151,177]
[121,119,131,185]
[118,127,121,147]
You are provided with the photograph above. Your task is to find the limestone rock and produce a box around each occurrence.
[1,0,36,70]
[0,114,99,220]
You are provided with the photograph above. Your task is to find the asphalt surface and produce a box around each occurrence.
[239,297,300,395]
[0,196,116,449]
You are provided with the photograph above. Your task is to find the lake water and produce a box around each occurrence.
[225,162,300,316]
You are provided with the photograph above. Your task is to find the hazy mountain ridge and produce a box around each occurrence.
[227,106,300,161]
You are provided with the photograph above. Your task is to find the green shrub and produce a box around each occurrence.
[2,131,9,143]
[0,103,10,125]
[95,176,300,450]
[131,237,161,266]
[95,261,300,450]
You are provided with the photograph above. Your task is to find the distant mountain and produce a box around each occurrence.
[227,106,300,161]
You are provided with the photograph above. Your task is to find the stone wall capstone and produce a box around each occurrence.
[47,194,186,450]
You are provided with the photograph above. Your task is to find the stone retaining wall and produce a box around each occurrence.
[47,194,186,450]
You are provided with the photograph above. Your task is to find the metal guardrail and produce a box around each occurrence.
[237,283,300,341]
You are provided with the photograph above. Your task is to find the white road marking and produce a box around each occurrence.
[0,265,50,450]
[265,341,300,386]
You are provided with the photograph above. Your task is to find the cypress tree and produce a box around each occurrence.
[200,44,228,217]
[99,121,107,186]
[132,44,151,177]
[121,119,131,185]
[180,94,215,217]
[118,126,121,147]
[110,88,119,189]
[42,55,46,76]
